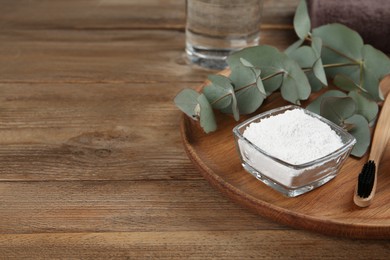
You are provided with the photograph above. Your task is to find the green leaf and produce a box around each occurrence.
[203,75,234,110]
[293,0,311,39]
[235,58,265,96]
[205,75,240,120]
[229,63,265,114]
[306,72,325,92]
[320,96,356,125]
[197,94,217,133]
[311,37,322,58]
[312,24,363,80]
[234,86,265,114]
[288,43,327,90]
[306,90,347,114]
[361,44,390,101]
[260,67,284,93]
[228,45,311,104]
[174,89,200,119]
[231,91,239,121]
[313,58,327,86]
[333,74,360,92]
[348,90,379,125]
[228,46,285,94]
[311,37,327,86]
[281,70,310,105]
[313,23,363,62]
[345,114,370,157]
[239,57,255,68]
[287,46,316,68]
[285,38,305,55]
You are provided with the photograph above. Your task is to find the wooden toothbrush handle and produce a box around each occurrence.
[369,95,390,163]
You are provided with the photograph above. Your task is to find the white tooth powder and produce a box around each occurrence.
[237,108,345,188]
[243,109,344,165]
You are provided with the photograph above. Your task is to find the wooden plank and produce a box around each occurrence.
[0,231,388,259]
[0,181,283,234]
[0,82,202,181]
[0,29,296,83]
[0,29,205,83]
[0,0,299,31]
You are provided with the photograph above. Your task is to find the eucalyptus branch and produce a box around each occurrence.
[174,0,390,157]
[306,33,359,64]
[211,71,284,105]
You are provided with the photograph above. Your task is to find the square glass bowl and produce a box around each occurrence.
[233,105,356,197]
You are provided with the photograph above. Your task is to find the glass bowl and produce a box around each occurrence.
[233,105,356,197]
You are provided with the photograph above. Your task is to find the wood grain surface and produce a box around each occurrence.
[0,0,389,258]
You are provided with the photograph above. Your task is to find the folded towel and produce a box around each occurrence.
[307,0,390,53]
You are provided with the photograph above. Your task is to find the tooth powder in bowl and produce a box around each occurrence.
[233,105,356,197]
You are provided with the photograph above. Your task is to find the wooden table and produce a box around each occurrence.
[0,0,389,258]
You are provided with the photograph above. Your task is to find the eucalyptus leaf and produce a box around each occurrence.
[310,37,327,86]
[228,45,311,104]
[174,89,200,119]
[239,60,265,96]
[320,96,356,125]
[255,76,266,96]
[313,23,363,61]
[313,58,327,86]
[293,0,311,39]
[197,94,217,133]
[239,57,255,68]
[234,86,265,114]
[287,46,316,68]
[288,44,327,90]
[348,90,379,125]
[361,44,390,101]
[333,74,359,92]
[206,74,240,119]
[306,72,325,92]
[281,71,310,105]
[285,38,305,55]
[229,63,265,114]
[203,75,234,110]
[312,24,362,80]
[311,37,322,58]
[345,114,371,157]
[231,90,239,121]
[260,67,284,93]
[228,46,285,93]
[306,90,347,114]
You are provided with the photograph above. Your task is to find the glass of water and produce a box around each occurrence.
[185,0,263,70]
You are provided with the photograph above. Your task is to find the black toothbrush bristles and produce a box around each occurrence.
[357,160,376,198]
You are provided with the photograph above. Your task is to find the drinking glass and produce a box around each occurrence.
[185,0,263,70]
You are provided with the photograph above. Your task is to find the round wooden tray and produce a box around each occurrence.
[180,77,390,239]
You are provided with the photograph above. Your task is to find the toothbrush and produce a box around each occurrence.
[353,94,390,207]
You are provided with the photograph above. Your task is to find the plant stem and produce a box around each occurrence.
[211,71,284,105]
[234,82,256,93]
[323,63,359,68]
[210,92,232,105]
[302,62,359,72]
[261,70,285,81]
